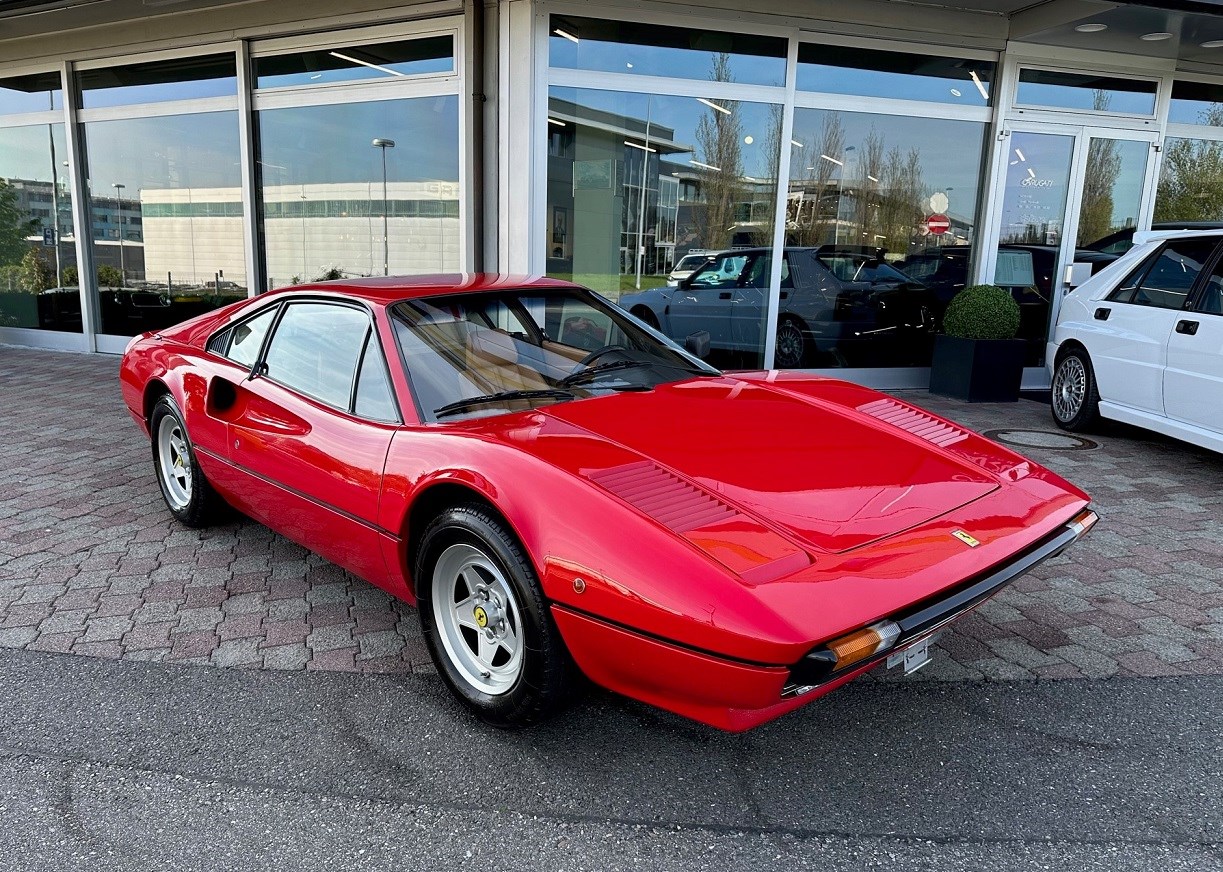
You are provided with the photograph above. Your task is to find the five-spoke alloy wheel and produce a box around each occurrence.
[417,503,578,727]
[150,395,225,527]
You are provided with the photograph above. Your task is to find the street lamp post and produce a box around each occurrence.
[112,183,126,287]
[371,138,395,276]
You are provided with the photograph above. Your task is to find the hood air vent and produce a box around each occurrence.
[587,460,738,533]
[856,398,969,448]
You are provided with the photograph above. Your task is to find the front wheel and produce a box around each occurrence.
[150,395,226,527]
[416,504,579,727]
[1051,348,1101,432]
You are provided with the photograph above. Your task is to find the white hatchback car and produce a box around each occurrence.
[1048,229,1223,453]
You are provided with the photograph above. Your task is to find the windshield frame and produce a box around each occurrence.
[389,286,720,423]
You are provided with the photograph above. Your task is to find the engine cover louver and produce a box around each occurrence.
[587,460,739,533]
[856,398,969,448]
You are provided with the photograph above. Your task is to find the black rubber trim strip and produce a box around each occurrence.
[195,445,401,542]
[785,519,1083,692]
[550,602,783,671]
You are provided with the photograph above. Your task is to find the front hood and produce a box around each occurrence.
[542,378,998,553]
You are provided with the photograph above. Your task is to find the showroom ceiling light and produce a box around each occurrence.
[1140,31,1173,41]
[1201,39,1223,48]
[791,139,803,147]
[821,154,844,166]
[329,52,404,77]
[1027,168,1037,179]
[950,88,962,97]
[553,28,580,43]
[547,118,566,126]
[969,70,989,101]
[624,140,656,152]
[1015,148,1026,162]
[867,174,879,182]
[697,97,731,115]
[689,159,722,172]
[1075,23,1108,33]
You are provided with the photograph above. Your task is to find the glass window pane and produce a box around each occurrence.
[1169,80,1223,126]
[354,337,398,421]
[0,71,62,115]
[1155,137,1223,223]
[256,96,460,289]
[797,44,994,106]
[82,111,247,335]
[264,303,369,406]
[781,108,988,368]
[79,54,237,109]
[254,36,454,89]
[1077,138,1149,247]
[1128,239,1217,309]
[0,123,80,332]
[548,15,786,87]
[1015,69,1156,115]
[546,87,782,369]
[225,307,277,366]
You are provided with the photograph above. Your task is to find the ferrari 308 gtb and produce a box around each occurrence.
[120,274,1096,731]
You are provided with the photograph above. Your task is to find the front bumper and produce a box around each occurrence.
[553,509,1097,732]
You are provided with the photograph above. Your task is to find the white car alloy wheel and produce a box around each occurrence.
[431,542,525,695]
[156,414,193,510]
[1052,355,1087,423]
[776,318,805,368]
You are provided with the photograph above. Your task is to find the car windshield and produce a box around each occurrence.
[391,288,719,421]
[673,254,709,272]
[688,253,750,285]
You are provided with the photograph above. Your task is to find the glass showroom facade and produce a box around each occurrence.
[4,0,1223,386]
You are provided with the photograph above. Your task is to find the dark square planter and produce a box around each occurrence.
[929,335,1026,403]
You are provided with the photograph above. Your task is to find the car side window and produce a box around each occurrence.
[353,334,399,422]
[1108,239,1219,309]
[262,302,370,409]
[221,307,277,367]
[1197,254,1223,316]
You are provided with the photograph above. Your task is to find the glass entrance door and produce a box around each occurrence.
[986,126,1156,372]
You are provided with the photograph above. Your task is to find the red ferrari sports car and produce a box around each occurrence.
[120,274,1096,731]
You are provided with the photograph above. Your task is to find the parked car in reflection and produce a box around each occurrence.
[1084,221,1223,255]
[897,244,1117,366]
[120,273,1095,731]
[1050,229,1223,453]
[666,252,712,287]
[621,246,937,368]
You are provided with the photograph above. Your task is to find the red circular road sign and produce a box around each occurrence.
[926,213,951,235]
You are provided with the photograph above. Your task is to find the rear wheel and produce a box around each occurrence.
[1051,348,1100,432]
[150,395,225,527]
[416,503,578,727]
[775,316,808,368]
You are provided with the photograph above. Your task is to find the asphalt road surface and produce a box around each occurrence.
[0,648,1218,871]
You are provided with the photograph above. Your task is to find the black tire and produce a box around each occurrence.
[1051,347,1101,432]
[775,315,808,368]
[149,395,226,527]
[416,503,579,727]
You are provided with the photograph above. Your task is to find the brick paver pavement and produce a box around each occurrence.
[1,345,1220,684]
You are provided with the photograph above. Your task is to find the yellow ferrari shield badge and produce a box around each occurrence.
[474,606,489,628]
[951,530,980,548]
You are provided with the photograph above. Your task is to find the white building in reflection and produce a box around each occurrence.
[139,180,461,290]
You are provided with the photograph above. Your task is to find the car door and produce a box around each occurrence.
[1164,241,1223,434]
[1089,236,1219,416]
[727,252,794,352]
[214,299,402,585]
[666,252,746,347]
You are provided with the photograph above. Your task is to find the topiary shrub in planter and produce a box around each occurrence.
[929,284,1026,402]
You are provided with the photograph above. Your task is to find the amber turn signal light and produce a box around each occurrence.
[1069,509,1098,539]
[826,620,901,672]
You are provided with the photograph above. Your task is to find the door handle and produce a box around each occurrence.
[719,292,732,299]
[1176,319,1200,336]
[1093,308,1110,321]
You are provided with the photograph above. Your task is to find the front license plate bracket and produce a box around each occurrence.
[887,635,935,675]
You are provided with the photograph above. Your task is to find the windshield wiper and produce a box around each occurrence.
[557,359,650,387]
[434,389,576,419]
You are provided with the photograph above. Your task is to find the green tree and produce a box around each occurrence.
[0,179,37,268]
[18,247,53,293]
[1077,91,1122,244]
[62,264,78,286]
[97,264,123,287]
[1154,104,1223,223]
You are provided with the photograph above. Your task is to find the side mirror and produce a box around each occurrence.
[677,275,694,291]
[684,330,711,359]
